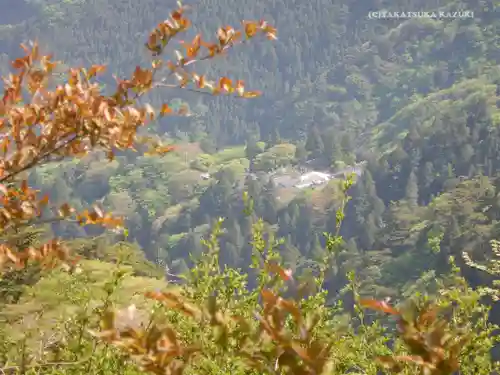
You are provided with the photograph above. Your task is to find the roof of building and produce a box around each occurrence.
[300,171,330,182]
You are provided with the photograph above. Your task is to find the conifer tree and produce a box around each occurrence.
[405,170,419,207]
[305,126,324,157]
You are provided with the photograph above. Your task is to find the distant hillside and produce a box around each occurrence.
[1,0,500,320]
[1,0,497,150]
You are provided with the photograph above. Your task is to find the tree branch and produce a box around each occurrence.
[0,134,80,183]
[0,216,77,236]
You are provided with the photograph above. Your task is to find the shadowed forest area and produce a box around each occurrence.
[1,0,500,374]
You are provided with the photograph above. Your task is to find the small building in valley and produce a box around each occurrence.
[295,171,331,189]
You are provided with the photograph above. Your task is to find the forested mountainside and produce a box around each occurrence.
[3,0,498,290]
[2,0,500,373]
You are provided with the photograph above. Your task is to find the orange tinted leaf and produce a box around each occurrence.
[0,137,9,154]
[166,61,176,71]
[359,299,400,315]
[145,291,164,301]
[5,248,18,263]
[186,34,201,57]
[39,195,49,205]
[20,179,28,192]
[206,43,219,57]
[58,203,74,217]
[93,206,104,218]
[11,58,27,70]
[290,341,310,361]
[171,10,183,21]
[100,216,123,227]
[265,262,293,281]
[219,77,232,92]
[244,22,258,38]
[155,145,175,154]
[196,75,206,89]
[266,32,278,40]
[260,22,278,40]
[278,298,302,323]
[88,64,106,78]
[417,306,439,326]
[160,104,173,115]
[261,289,278,305]
[242,91,261,98]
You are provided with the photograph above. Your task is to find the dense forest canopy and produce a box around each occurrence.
[1,0,500,374]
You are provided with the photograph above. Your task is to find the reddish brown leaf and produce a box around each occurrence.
[243,22,258,38]
[39,194,49,205]
[219,77,232,92]
[359,299,400,315]
[58,203,74,218]
[261,289,278,306]
[265,262,293,281]
[160,104,173,115]
[290,341,310,362]
[241,91,261,98]
[87,64,106,78]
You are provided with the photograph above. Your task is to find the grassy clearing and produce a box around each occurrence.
[212,146,246,164]
[1,260,167,341]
